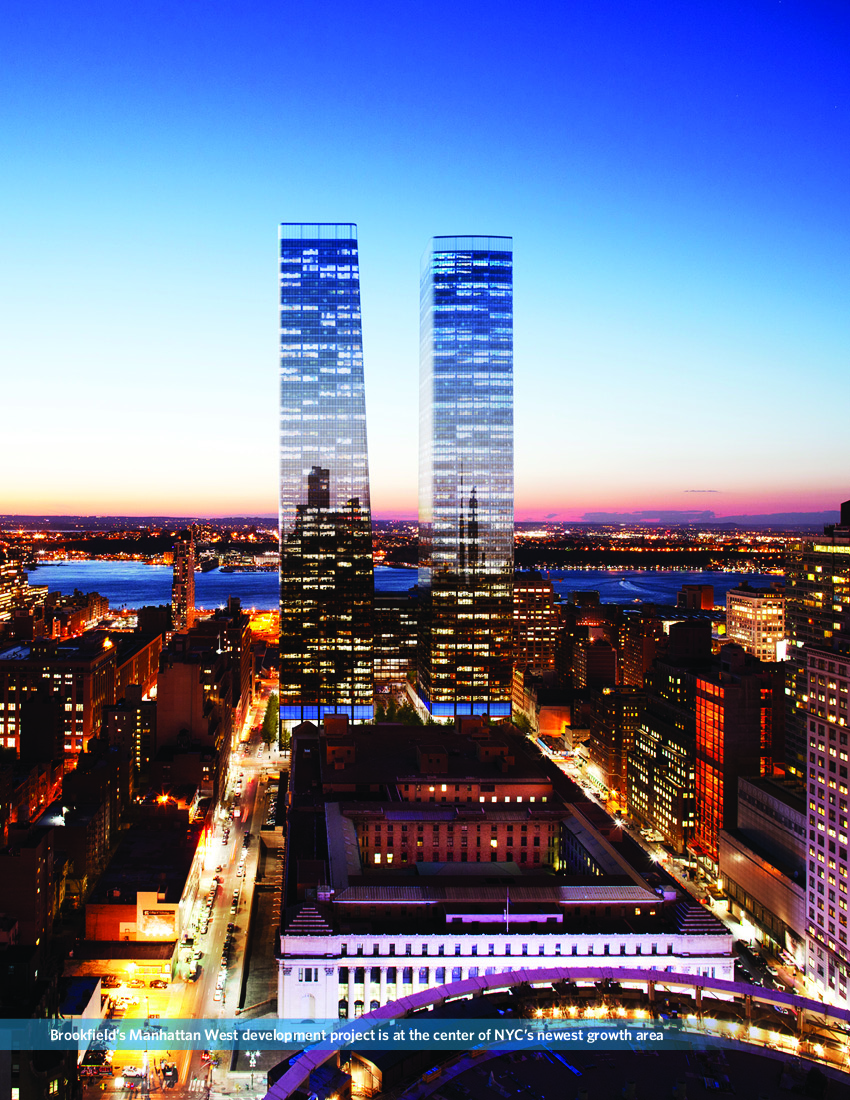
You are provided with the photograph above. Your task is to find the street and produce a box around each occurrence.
[533,736,812,999]
[86,692,285,1099]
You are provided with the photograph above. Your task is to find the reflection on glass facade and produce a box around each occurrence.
[279,224,374,723]
[418,236,514,718]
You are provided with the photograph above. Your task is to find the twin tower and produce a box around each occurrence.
[279,224,514,725]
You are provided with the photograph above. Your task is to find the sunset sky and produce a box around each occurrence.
[1,1,848,520]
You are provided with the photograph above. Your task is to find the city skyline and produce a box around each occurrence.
[1,2,848,519]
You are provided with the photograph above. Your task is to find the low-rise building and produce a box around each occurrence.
[276,718,733,1020]
[719,774,806,964]
[81,822,203,968]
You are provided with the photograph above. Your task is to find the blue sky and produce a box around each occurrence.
[1,0,848,518]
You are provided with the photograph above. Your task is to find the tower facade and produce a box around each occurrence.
[417,236,514,718]
[278,223,374,724]
[785,501,850,777]
[171,528,195,630]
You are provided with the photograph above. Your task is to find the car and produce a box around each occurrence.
[236,866,243,878]
[122,1067,145,1078]
[215,865,224,873]
[127,979,146,989]
[227,923,236,931]
[101,975,121,989]
[213,989,222,1002]
[149,979,168,989]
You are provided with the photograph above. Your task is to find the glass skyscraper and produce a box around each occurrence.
[278,223,374,724]
[418,235,514,718]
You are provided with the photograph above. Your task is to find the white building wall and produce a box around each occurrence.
[278,930,734,1019]
[804,647,850,1008]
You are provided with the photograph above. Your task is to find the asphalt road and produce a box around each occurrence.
[86,700,281,1099]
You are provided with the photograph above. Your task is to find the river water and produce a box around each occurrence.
[27,560,779,611]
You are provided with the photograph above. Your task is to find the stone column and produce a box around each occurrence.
[324,967,336,1018]
[277,961,285,1018]
[380,966,387,1006]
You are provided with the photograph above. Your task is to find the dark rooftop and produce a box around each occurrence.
[71,941,177,960]
[309,722,553,787]
[88,821,202,904]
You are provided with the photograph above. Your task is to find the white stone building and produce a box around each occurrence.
[277,896,733,1019]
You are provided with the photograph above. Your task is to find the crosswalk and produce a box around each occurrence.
[188,1077,206,1092]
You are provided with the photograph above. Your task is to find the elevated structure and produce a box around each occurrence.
[267,968,850,1100]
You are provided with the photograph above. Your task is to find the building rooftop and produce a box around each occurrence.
[70,940,177,960]
[738,772,806,816]
[88,822,202,904]
[311,722,552,788]
[59,976,100,1016]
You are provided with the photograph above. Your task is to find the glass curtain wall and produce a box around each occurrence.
[418,235,514,718]
[279,223,374,723]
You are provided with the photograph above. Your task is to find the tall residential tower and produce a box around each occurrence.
[278,224,374,724]
[417,235,514,718]
[171,527,196,630]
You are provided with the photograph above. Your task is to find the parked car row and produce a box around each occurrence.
[198,880,218,935]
